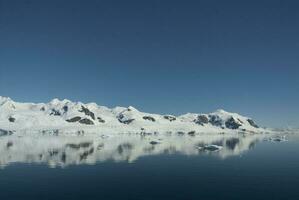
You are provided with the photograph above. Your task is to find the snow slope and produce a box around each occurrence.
[0,96,266,134]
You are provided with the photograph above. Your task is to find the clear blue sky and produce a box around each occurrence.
[0,0,298,127]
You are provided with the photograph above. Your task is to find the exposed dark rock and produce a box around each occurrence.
[237,118,244,124]
[66,142,92,149]
[118,114,135,124]
[143,116,156,122]
[194,115,209,125]
[79,118,94,125]
[225,117,242,129]
[164,115,176,122]
[50,109,61,116]
[117,114,133,124]
[66,116,82,123]
[77,130,85,135]
[8,116,15,122]
[119,119,135,124]
[63,105,68,112]
[226,138,240,150]
[40,107,45,111]
[177,131,185,135]
[208,115,223,126]
[188,131,196,136]
[79,106,95,120]
[247,119,259,128]
[118,113,124,119]
[97,117,105,123]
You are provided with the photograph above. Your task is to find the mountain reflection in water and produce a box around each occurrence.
[0,133,266,168]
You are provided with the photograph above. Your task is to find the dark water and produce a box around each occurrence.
[0,134,298,200]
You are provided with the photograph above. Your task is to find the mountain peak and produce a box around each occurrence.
[214,109,230,114]
[0,96,13,106]
[49,98,61,104]
[49,98,71,105]
[127,106,139,112]
[0,96,12,102]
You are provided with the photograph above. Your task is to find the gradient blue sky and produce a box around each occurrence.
[1,0,299,127]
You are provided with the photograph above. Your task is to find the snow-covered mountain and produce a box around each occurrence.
[0,96,265,134]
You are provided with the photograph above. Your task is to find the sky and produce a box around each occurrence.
[0,0,298,128]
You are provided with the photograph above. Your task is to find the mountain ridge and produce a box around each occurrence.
[0,96,265,134]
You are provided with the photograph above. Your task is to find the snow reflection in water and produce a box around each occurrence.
[0,133,268,167]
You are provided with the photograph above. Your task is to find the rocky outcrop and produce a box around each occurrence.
[177,131,185,135]
[118,118,135,124]
[247,119,259,128]
[79,106,95,120]
[225,117,242,129]
[66,116,82,123]
[194,115,209,125]
[208,115,223,127]
[164,115,176,122]
[66,142,93,149]
[97,117,105,123]
[117,113,135,124]
[8,116,15,122]
[50,109,61,116]
[143,116,156,122]
[188,131,196,136]
[63,105,68,113]
[78,118,94,125]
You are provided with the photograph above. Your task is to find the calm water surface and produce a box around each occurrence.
[0,133,298,200]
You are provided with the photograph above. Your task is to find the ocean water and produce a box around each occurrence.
[0,132,298,200]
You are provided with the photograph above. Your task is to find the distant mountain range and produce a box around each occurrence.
[0,96,265,134]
